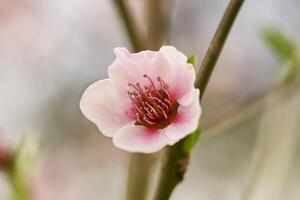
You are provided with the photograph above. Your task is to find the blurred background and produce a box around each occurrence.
[0,0,300,199]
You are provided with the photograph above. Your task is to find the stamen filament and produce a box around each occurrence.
[126,74,177,129]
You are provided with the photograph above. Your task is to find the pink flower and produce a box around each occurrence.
[80,46,201,153]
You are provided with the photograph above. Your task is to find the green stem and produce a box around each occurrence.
[113,0,146,51]
[154,0,245,199]
[153,143,186,200]
[113,1,166,200]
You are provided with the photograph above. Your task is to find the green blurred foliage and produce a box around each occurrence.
[262,26,300,84]
[10,134,41,200]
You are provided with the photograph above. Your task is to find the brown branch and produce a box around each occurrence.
[113,0,146,51]
[154,0,245,199]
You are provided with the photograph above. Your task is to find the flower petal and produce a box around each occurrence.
[80,79,132,137]
[113,124,171,153]
[159,46,187,65]
[169,63,196,106]
[159,46,196,106]
[109,46,197,106]
[114,47,158,60]
[108,47,172,96]
[166,89,201,141]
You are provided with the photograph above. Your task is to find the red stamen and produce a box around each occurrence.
[126,74,178,129]
[143,74,156,89]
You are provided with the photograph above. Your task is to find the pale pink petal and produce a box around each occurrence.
[113,124,171,153]
[108,47,172,96]
[169,63,196,106]
[80,79,133,137]
[114,47,158,60]
[159,46,196,106]
[110,47,196,106]
[165,89,201,141]
[159,46,187,65]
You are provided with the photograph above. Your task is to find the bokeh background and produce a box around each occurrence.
[0,0,300,199]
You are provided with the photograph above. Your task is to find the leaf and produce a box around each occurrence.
[10,133,41,200]
[262,26,300,84]
[187,54,197,66]
[181,54,201,155]
[183,126,202,155]
[262,27,296,62]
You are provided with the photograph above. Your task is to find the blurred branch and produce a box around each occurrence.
[243,81,300,200]
[242,27,300,200]
[147,0,174,49]
[113,0,146,51]
[125,153,157,200]
[204,28,300,140]
[113,1,170,200]
[203,89,268,137]
[154,0,245,199]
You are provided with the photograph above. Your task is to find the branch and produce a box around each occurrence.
[154,0,245,199]
[113,1,166,200]
[113,0,146,51]
[125,153,157,200]
[147,0,174,49]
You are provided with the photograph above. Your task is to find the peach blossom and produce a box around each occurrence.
[80,46,201,153]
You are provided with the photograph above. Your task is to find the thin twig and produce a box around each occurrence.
[154,0,245,199]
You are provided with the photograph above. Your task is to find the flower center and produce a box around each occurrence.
[126,74,179,129]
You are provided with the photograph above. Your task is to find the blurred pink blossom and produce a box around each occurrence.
[80,46,201,153]
[0,145,11,171]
